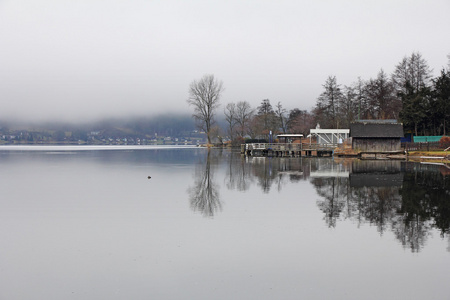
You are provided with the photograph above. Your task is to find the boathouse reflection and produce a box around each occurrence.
[224,151,449,252]
[310,160,450,252]
[189,151,449,251]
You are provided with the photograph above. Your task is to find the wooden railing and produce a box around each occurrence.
[242,143,337,153]
[402,142,441,151]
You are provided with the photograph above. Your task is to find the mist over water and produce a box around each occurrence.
[1,1,449,123]
[0,146,448,299]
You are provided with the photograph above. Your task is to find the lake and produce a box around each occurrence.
[0,145,448,300]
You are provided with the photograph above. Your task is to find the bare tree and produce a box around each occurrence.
[315,76,342,128]
[392,52,432,95]
[365,69,399,119]
[354,77,368,120]
[392,56,410,96]
[224,102,237,141]
[339,85,357,128]
[187,74,224,145]
[235,101,254,138]
[275,101,288,133]
[447,53,450,70]
[409,52,432,92]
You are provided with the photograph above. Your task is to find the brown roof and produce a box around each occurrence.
[350,122,403,138]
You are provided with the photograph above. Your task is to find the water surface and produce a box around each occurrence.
[0,146,448,299]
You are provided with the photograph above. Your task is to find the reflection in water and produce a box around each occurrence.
[399,164,450,250]
[314,177,348,228]
[347,160,404,235]
[188,149,222,217]
[221,151,450,252]
[314,160,450,252]
[225,152,254,192]
[1,146,448,298]
[226,156,309,193]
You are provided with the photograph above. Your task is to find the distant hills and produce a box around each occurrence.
[0,113,212,145]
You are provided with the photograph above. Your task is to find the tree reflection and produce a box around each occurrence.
[310,160,450,252]
[225,152,308,193]
[400,164,450,238]
[254,157,278,193]
[314,177,347,227]
[188,150,221,217]
[222,152,449,252]
[349,185,402,234]
[225,152,254,192]
[391,214,431,252]
[311,159,351,227]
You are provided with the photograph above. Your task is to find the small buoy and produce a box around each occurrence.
[147,176,151,179]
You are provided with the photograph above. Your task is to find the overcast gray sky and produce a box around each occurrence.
[1,0,449,122]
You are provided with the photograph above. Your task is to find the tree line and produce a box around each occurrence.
[315,52,450,136]
[187,52,450,145]
[187,75,315,145]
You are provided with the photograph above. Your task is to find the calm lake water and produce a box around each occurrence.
[0,145,449,300]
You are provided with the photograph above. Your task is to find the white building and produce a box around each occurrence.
[309,124,349,145]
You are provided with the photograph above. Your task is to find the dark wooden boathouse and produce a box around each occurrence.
[350,121,403,153]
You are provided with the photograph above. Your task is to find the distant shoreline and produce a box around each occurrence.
[0,144,199,151]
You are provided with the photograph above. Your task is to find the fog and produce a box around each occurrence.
[1,0,449,123]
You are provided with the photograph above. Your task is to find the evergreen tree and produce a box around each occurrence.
[432,69,450,136]
[287,108,314,136]
[399,83,430,136]
[254,99,277,138]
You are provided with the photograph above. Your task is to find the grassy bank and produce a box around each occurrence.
[407,150,450,163]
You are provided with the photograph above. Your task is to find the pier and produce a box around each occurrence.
[241,143,337,157]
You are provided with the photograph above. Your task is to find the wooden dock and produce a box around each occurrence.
[241,143,337,157]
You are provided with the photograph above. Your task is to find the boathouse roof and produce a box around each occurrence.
[350,122,403,138]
